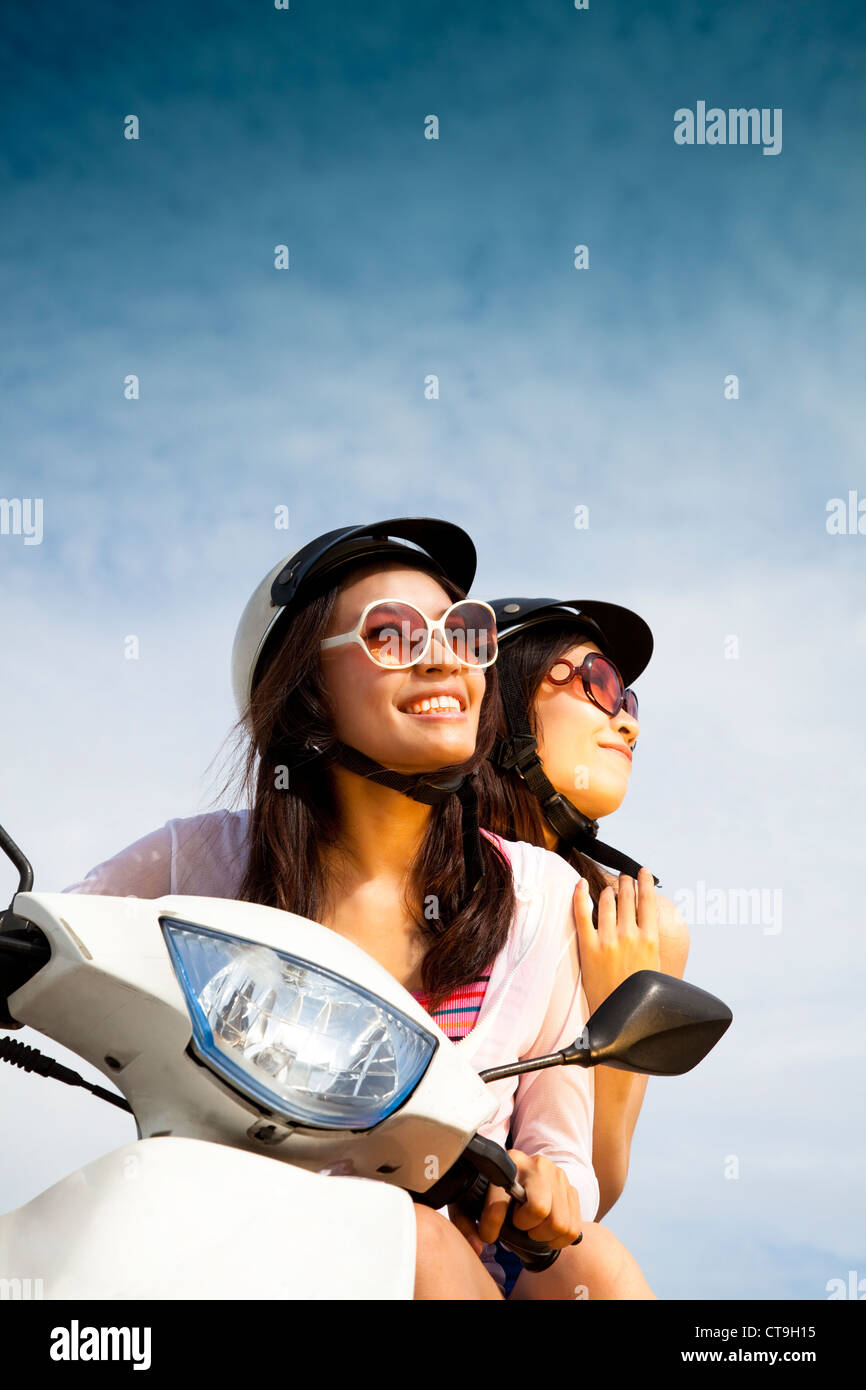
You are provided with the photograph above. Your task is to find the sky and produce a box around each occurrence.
[1,0,864,1300]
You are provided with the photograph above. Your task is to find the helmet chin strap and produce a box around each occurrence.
[327,743,486,900]
[494,673,659,885]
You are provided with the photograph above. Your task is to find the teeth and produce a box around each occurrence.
[406,695,462,714]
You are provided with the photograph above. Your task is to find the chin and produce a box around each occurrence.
[416,737,476,769]
[586,787,629,818]
[561,776,629,820]
[365,732,476,773]
[401,721,477,764]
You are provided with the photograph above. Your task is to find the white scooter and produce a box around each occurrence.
[0,823,731,1300]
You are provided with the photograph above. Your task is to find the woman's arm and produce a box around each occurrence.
[501,875,600,1231]
[577,874,690,1218]
[61,823,173,897]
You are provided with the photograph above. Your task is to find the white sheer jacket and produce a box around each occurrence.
[62,810,599,1224]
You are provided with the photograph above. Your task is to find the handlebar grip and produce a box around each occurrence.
[458,1175,563,1273]
[499,1199,562,1273]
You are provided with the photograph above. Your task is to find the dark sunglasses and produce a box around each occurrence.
[547,652,639,720]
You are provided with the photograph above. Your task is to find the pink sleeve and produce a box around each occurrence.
[61,823,174,898]
[508,870,599,1223]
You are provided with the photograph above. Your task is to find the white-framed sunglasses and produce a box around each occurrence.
[320,597,499,670]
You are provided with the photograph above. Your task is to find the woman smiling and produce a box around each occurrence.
[63,520,655,1299]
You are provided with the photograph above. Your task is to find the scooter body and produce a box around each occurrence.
[0,890,498,1299]
[0,869,733,1299]
[0,1136,416,1300]
[7,891,496,1185]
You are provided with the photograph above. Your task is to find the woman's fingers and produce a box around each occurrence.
[574,871,661,1015]
[534,1183,583,1250]
[616,872,635,932]
[458,1151,586,1257]
[636,865,660,941]
[574,877,613,952]
[477,1179,512,1246]
[573,876,594,939]
[507,1152,582,1249]
[615,869,660,943]
[596,882,618,947]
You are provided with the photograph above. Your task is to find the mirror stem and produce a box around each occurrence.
[0,824,34,896]
[479,1048,584,1083]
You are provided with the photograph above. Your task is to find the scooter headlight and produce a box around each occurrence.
[162,919,437,1130]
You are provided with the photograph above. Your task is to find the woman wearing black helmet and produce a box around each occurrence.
[63,521,655,1298]
[477,598,690,1222]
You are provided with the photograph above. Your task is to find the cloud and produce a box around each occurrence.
[1,0,863,1297]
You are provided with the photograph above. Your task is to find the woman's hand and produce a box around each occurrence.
[574,867,660,1017]
[450,1150,583,1255]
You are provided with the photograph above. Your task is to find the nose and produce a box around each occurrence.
[614,707,639,747]
[420,627,461,675]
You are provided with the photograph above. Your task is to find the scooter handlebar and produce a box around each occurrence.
[411,1135,566,1275]
[459,1173,564,1274]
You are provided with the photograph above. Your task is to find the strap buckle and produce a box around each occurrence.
[541,792,600,842]
[407,771,466,806]
[493,734,541,774]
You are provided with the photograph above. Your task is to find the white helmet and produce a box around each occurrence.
[230,517,477,719]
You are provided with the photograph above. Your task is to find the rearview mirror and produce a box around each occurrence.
[562,970,732,1076]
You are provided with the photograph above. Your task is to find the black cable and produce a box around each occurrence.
[0,1035,133,1113]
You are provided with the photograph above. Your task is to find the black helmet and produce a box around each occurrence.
[488,595,658,884]
[491,597,653,686]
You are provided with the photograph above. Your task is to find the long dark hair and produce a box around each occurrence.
[476,621,613,916]
[224,563,514,1009]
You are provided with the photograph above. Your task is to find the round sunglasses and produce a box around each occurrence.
[547,652,638,719]
[320,598,498,670]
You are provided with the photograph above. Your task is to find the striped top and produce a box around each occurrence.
[411,975,492,1042]
[63,813,600,1228]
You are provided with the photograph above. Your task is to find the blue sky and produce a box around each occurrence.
[1,0,864,1299]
